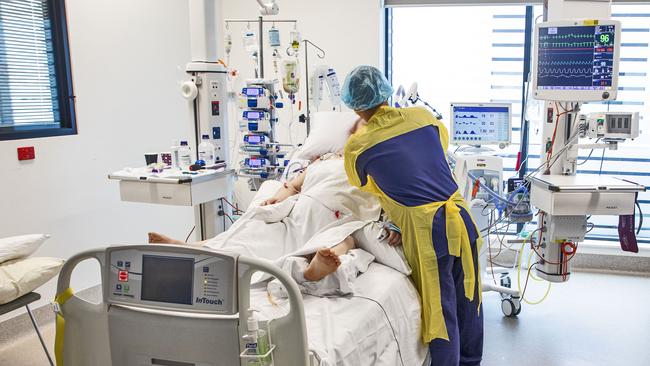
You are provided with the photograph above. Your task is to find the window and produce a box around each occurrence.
[0,0,76,140]
[389,3,650,245]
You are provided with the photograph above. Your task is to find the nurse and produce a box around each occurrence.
[342,65,483,366]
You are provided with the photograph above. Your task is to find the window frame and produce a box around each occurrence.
[0,0,77,141]
[386,3,650,245]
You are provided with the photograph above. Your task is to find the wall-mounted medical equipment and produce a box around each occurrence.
[450,103,512,149]
[53,245,309,366]
[531,20,621,102]
[527,13,645,284]
[584,111,639,140]
[110,0,234,241]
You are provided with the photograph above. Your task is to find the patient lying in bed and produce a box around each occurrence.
[149,153,402,295]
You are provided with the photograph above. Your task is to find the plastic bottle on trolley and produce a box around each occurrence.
[198,135,216,165]
[178,140,193,169]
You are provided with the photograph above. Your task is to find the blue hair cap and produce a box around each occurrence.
[341,65,393,111]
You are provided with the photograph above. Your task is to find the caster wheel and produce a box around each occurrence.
[501,297,522,317]
[501,298,515,317]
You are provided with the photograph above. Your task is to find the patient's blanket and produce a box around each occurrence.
[204,158,382,276]
[270,248,376,297]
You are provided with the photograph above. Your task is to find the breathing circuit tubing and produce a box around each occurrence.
[466,171,530,216]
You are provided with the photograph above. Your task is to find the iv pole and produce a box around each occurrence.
[294,39,325,135]
[224,18,297,78]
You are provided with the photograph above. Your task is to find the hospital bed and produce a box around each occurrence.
[54,244,427,366]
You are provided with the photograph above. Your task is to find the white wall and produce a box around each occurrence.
[0,0,196,321]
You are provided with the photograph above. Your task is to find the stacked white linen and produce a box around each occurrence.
[0,234,64,304]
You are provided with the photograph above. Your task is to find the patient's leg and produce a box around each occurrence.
[303,236,356,281]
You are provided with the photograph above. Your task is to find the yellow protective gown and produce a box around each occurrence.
[344,106,482,343]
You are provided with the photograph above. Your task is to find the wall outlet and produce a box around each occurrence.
[17,146,35,161]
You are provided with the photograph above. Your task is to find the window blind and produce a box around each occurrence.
[0,0,59,128]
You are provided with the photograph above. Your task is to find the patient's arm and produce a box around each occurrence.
[261,168,308,206]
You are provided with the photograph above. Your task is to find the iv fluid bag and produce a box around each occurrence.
[325,68,342,106]
[290,30,301,52]
[282,60,300,94]
[268,27,281,48]
[242,30,259,57]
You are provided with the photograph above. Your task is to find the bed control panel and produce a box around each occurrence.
[105,246,238,314]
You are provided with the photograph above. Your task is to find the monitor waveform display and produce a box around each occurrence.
[452,106,510,145]
[536,24,616,91]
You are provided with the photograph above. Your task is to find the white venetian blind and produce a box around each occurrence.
[0,0,58,128]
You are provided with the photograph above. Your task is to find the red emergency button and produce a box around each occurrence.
[118,270,129,282]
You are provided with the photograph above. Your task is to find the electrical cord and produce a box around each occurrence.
[222,197,245,215]
[516,244,552,305]
[577,139,601,166]
[185,226,196,243]
[351,295,406,366]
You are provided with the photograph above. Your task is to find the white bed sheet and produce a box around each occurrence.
[250,263,428,366]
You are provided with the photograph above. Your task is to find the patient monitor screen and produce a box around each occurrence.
[451,105,511,145]
[141,255,194,305]
[536,24,616,91]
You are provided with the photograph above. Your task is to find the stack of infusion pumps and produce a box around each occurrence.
[239,79,289,188]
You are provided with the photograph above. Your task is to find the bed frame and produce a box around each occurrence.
[53,245,310,366]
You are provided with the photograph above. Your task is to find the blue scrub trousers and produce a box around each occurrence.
[429,207,484,366]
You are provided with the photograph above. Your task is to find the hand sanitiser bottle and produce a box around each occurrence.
[242,309,271,366]
[198,134,216,165]
[178,140,193,169]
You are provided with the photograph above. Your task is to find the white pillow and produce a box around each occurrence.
[0,234,50,264]
[296,111,359,160]
[352,222,412,275]
[0,257,64,304]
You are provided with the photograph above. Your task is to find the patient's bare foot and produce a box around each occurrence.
[304,248,341,281]
[148,232,184,245]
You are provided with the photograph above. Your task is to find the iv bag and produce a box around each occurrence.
[324,68,342,107]
[242,30,259,57]
[290,30,301,52]
[268,27,281,48]
[282,59,300,94]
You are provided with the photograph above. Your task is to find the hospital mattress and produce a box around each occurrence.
[250,263,428,366]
